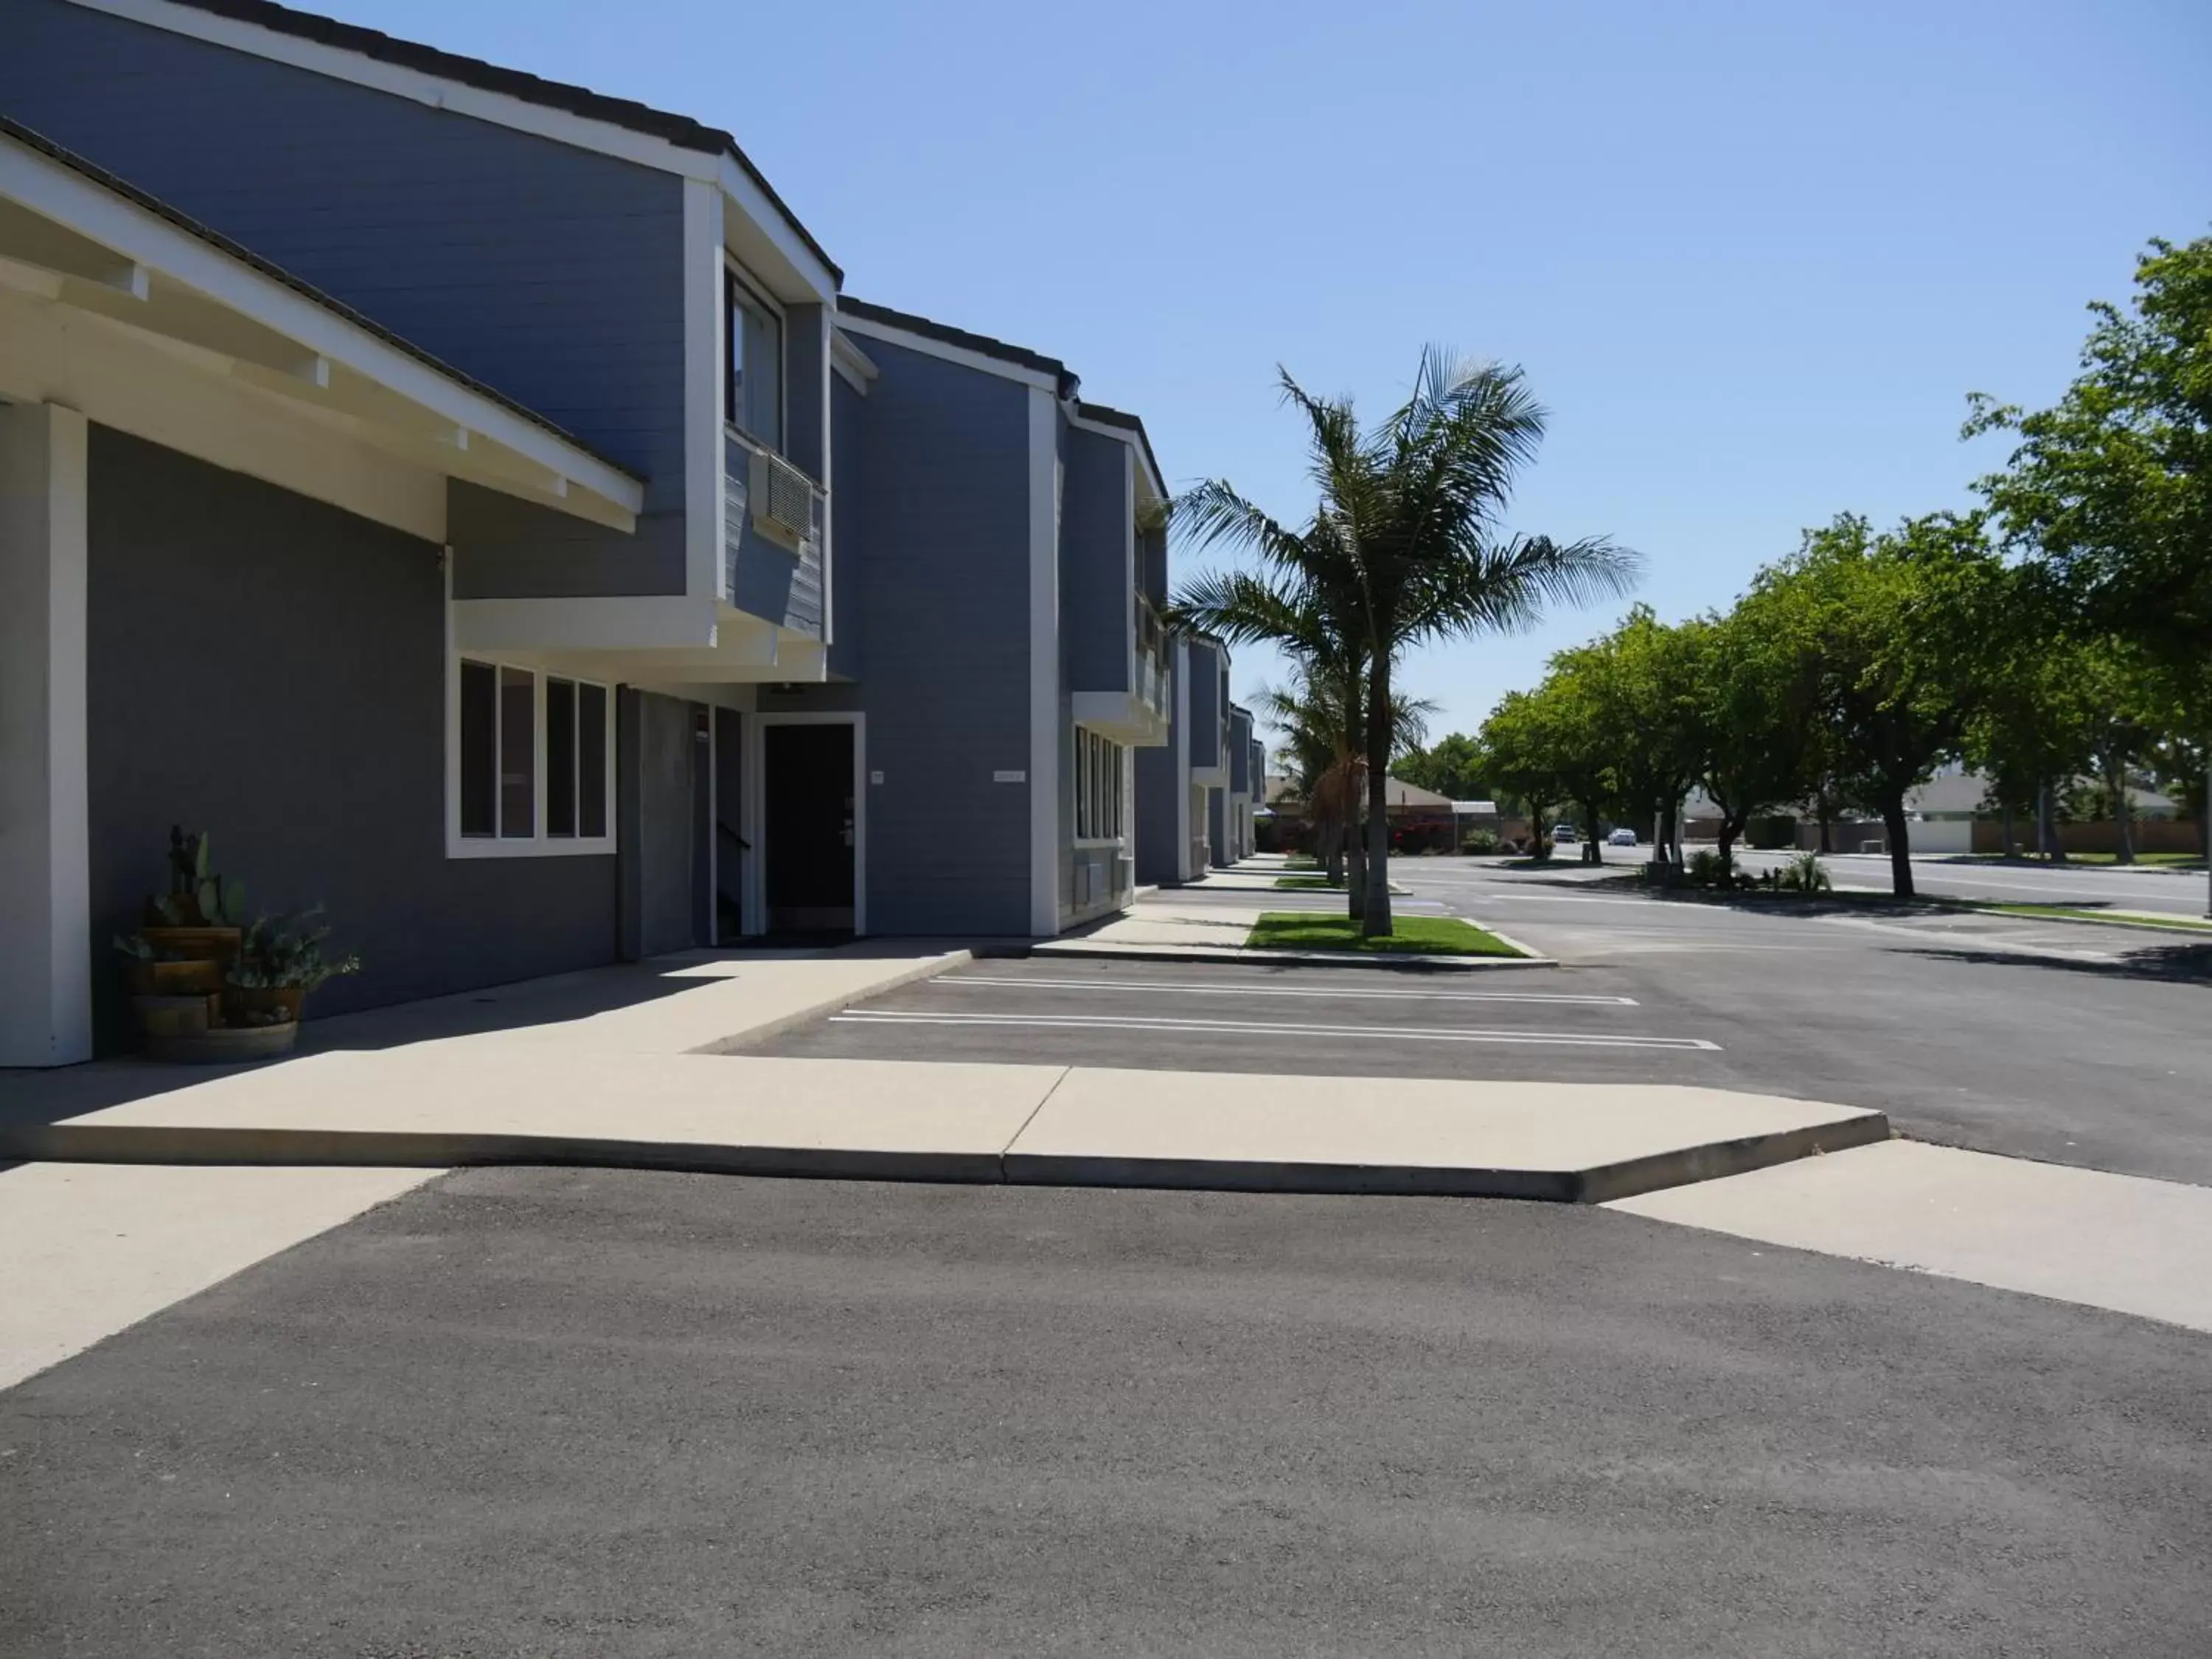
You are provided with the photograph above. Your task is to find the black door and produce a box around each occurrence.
[763,722,855,934]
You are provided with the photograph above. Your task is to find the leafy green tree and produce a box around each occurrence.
[1481,669,1611,862]
[1968,235,2211,880]
[1177,351,1638,933]
[1587,607,1708,864]
[1396,732,1486,802]
[1774,512,2008,897]
[1691,585,1826,870]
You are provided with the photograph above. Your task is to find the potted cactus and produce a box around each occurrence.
[139,826,246,967]
[223,909,361,1030]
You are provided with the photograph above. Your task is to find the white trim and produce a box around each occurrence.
[683,180,726,604]
[444,629,619,860]
[838,311,1062,392]
[830,330,879,394]
[814,307,837,649]
[1,125,642,522]
[741,712,867,936]
[1173,639,1192,880]
[0,403,91,1066]
[63,0,840,302]
[1067,408,1166,504]
[1028,386,1061,936]
[451,595,720,653]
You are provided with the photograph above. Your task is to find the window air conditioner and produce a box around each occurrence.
[749,449,815,552]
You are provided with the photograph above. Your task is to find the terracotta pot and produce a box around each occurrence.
[223,985,306,1026]
[129,956,225,995]
[139,925,243,966]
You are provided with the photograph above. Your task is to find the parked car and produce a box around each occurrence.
[1607,827,1639,847]
[1551,824,1578,844]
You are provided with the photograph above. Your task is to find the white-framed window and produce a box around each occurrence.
[449,655,616,858]
[1075,727,1127,844]
[724,260,783,450]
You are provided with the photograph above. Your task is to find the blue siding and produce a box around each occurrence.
[1134,641,1185,885]
[825,375,866,679]
[4,0,688,597]
[1187,639,1225,768]
[762,339,1032,936]
[84,426,616,1053]
[1060,426,1128,694]
[725,435,823,636]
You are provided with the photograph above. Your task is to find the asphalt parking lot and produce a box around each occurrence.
[6,1169,2209,1659]
[760,866,2212,1186]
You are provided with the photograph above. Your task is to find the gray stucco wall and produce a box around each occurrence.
[84,425,616,1053]
[5,0,688,598]
[1209,786,1229,867]
[1060,427,1128,695]
[763,338,1032,936]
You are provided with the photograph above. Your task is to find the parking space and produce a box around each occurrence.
[756,955,1736,1082]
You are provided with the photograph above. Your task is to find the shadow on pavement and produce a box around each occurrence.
[1898,942,2212,987]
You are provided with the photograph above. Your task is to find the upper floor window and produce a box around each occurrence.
[726,264,783,449]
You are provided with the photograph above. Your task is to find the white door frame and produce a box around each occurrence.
[742,710,867,936]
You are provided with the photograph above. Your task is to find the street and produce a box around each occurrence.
[1728,846,2212,918]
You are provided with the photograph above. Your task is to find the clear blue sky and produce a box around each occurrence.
[322,0,2207,741]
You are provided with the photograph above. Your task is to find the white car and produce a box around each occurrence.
[1551,824,1578,844]
[1607,827,1638,847]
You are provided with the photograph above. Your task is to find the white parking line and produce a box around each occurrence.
[943,975,1638,1006]
[832,1010,1721,1051]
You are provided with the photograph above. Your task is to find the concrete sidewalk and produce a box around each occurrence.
[1613,1139,2212,1335]
[0,942,974,1132]
[0,1056,1887,1203]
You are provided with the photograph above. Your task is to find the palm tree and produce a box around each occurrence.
[1176,349,1640,933]
[1253,666,1437,893]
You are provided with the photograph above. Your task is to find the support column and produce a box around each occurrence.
[0,403,91,1066]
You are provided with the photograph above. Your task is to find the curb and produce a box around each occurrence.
[1027,942,1559,971]
[683,950,975,1054]
[1005,1109,1888,1203]
[0,1108,1887,1206]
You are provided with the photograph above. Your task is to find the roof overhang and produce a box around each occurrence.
[0,122,644,530]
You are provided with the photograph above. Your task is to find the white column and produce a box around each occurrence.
[0,403,91,1066]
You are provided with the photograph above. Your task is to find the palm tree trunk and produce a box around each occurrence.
[1363,653,1394,936]
[1346,830,1367,921]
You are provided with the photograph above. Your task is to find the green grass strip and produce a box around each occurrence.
[1979,903,2212,935]
[1245,912,1526,957]
[1273,874,1345,890]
